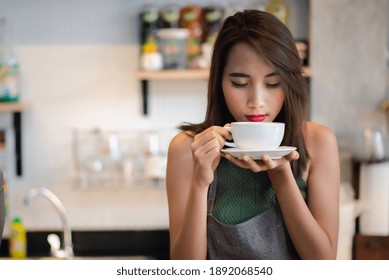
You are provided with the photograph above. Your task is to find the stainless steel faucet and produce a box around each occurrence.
[24,187,74,259]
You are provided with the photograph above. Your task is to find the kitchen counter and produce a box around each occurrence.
[1,229,170,259]
[2,183,171,259]
[4,182,169,237]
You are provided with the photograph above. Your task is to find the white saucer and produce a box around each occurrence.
[221,146,297,160]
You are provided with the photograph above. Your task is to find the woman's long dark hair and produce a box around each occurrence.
[179,10,309,176]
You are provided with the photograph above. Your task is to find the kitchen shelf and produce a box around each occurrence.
[0,101,29,176]
[135,69,209,115]
[136,67,312,115]
[135,69,210,80]
[0,101,28,113]
[137,67,311,79]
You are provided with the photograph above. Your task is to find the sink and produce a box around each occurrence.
[4,229,170,260]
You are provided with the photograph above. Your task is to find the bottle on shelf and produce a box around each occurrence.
[158,28,189,69]
[140,40,163,71]
[179,5,204,69]
[158,4,181,29]
[138,4,160,54]
[9,217,27,259]
[0,17,21,103]
[201,5,224,44]
[266,0,289,26]
[201,5,224,68]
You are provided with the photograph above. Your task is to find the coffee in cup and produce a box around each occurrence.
[225,122,285,150]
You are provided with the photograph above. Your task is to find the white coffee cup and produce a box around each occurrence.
[225,122,285,150]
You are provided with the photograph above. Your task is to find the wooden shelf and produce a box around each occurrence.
[0,101,29,113]
[136,67,311,115]
[136,69,210,80]
[136,67,311,80]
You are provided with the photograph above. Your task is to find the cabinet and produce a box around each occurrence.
[351,159,389,259]
[354,234,389,260]
[135,67,312,115]
[0,102,28,176]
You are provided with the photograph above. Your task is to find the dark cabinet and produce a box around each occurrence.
[352,159,389,260]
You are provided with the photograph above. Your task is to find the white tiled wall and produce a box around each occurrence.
[0,43,209,233]
[2,45,204,187]
[2,44,207,233]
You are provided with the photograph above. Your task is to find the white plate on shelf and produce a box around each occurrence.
[221,146,297,160]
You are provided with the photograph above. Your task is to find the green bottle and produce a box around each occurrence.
[9,217,27,259]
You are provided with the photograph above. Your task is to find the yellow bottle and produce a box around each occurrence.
[9,217,27,259]
[266,0,289,26]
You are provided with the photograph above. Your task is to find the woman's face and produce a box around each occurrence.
[222,43,285,123]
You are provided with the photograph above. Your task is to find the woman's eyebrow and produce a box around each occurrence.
[228,72,250,77]
[228,72,279,78]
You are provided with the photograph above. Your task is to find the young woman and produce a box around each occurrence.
[166,10,340,260]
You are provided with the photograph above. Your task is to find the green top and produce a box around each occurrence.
[212,158,307,225]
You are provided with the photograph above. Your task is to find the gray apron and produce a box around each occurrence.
[207,169,300,260]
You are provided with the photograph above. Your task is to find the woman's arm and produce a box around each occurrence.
[166,127,231,259]
[268,122,340,259]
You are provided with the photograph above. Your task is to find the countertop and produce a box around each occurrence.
[3,182,169,237]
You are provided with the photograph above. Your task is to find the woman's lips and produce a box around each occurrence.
[245,114,267,122]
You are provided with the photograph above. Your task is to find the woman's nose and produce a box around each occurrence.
[248,86,266,109]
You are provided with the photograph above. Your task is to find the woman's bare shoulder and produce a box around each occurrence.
[169,131,194,151]
[168,131,195,162]
[303,121,338,158]
[304,121,336,141]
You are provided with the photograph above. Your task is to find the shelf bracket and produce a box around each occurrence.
[12,112,22,176]
[141,80,148,115]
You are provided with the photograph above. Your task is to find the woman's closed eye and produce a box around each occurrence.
[267,82,281,88]
[265,74,281,88]
[231,81,249,88]
[231,81,281,88]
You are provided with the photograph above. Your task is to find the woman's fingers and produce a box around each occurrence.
[193,126,231,151]
[191,125,234,171]
[223,151,300,173]
[193,138,221,159]
[222,153,266,172]
[285,150,299,161]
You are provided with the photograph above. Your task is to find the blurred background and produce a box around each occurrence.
[0,0,388,260]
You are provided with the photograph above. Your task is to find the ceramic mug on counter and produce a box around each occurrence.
[363,128,386,160]
[225,122,285,150]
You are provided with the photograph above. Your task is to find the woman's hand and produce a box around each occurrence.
[222,150,299,173]
[191,126,232,188]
